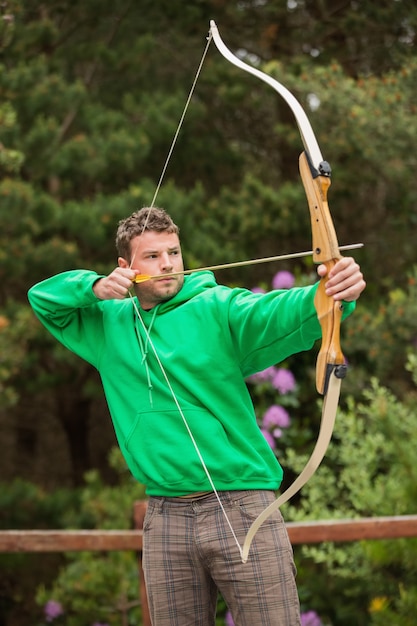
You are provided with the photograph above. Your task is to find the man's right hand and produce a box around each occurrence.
[93,267,138,300]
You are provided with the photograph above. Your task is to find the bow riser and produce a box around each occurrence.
[314,277,345,394]
[298,152,345,394]
[299,153,340,263]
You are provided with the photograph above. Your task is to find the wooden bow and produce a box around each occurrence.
[209,20,348,562]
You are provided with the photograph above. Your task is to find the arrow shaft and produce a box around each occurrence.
[132,243,363,283]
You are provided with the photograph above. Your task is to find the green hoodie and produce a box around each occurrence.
[28,270,354,496]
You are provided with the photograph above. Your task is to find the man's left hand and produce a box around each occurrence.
[317,257,366,302]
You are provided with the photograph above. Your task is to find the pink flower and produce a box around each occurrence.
[261,428,276,449]
[272,368,296,394]
[225,610,235,626]
[251,286,266,293]
[272,270,295,290]
[247,366,278,384]
[262,405,290,429]
[301,610,323,626]
[44,600,64,622]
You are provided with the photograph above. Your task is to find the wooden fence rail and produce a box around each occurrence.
[2,511,416,552]
[1,504,416,626]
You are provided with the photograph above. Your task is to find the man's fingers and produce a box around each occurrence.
[318,257,365,302]
[94,268,138,300]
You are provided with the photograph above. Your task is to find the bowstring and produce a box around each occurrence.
[131,297,244,559]
[129,28,244,558]
[129,29,213,269]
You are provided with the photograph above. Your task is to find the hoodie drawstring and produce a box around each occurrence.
[134,304,158,407]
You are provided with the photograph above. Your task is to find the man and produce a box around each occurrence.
[28,206,365,626]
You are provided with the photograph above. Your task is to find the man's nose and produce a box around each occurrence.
[160,253,173,270]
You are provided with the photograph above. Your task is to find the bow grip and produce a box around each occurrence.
[314,271,346,394]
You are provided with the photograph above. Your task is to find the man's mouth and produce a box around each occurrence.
[156,275,175,282]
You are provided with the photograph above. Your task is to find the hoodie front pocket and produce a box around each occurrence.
[124,408,244,490]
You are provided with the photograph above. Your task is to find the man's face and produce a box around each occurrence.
[119,230,184,309]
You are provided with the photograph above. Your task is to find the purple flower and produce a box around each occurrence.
[272,270,295,290]
[272,368,296,394]
[247,365,278,384]
[92,623,110,626]
[44,600,64,622]
[262,405,290,429]
[225,610,235,626]
[261,428,276,449]
[301,610,323,626]
[251,286,266,294]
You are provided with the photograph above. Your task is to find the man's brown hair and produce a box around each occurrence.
[116,207,179,261]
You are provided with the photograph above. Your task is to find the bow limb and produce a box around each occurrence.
[241,373,341,562]
[209,20,323,170]
[209,20,347,563]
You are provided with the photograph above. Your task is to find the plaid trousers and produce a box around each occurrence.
[142,490,301,626]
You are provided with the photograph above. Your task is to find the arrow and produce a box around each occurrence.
[132,243,363,284]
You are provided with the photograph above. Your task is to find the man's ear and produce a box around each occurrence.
[118,256,129,269]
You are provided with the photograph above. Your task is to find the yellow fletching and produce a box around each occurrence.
[132,274,152,284]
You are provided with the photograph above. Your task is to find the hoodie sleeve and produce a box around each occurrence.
[28,270,107,367]
[226,283,355,376]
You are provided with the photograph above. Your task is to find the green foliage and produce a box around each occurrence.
[0,479,83,626]
[0,479,82,530]
[263,58,417,291]
[74,448,145,531]
[35,448,146,626]
[0,448,147,626]
[281,360,417,625]
[36,552,141,626]
[342,266,417,397]
[0,101,24,172]
[0,302,40,409]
